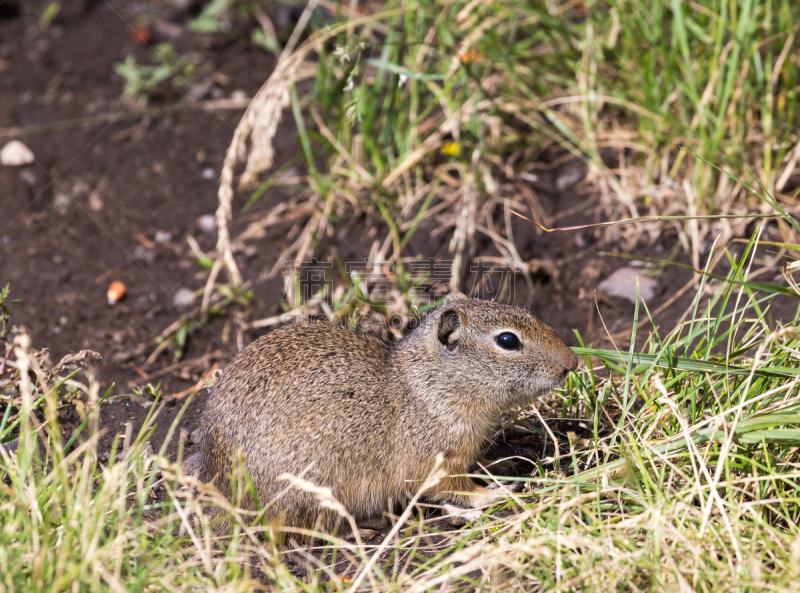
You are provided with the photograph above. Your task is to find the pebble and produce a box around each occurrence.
[154,230,173,243]
[1,140,35,166]
[197,213,216,233]
[130,393,154,409]
[19,169,38,186]
[88,189,103,211]
[133,244,156,265]
[554,160,588,192]
[53,191,71,214]
[173,287,196,308]
[202,167,216,180]
[71,179,90,198]
[596,267,659,304]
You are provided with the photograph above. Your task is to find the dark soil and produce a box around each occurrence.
[1,1,797,570]
[1,0,294,453]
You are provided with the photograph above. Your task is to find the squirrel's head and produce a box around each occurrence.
[425,292,578,409]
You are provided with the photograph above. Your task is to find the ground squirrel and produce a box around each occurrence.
[194,292,578,533]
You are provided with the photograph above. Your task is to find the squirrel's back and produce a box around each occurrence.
[200,320,411,524]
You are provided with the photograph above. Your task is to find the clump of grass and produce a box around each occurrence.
[7,233,800,589]
[208,0,800,310]
[0,286,94,433]
[114,43,195,106]
[0,320,287,588]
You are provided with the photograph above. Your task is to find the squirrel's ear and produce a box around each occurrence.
[437,308,463,352]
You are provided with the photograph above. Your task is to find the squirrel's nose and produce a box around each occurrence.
[563,350,579,376]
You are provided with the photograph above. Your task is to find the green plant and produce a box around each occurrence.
[188,0,283,54]
[38,1,59,28]
[113,43,194,105]
[187,0,238,33]
[0,284,17,347]
[146,283,253,366]
[0,330,281,589]
[222,0,800,303]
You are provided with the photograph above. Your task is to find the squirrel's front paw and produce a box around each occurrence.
[486,479,526,494]
[442,504,484,527]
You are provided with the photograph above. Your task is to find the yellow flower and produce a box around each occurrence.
[441,142,460,156]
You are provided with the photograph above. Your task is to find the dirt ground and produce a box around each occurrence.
[2,1,795,482]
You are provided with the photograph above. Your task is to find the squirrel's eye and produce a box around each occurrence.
[495,332,522,351]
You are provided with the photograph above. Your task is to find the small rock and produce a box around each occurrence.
[554,160,588,192]
[1,140,35,166]
[154,230,173,243]
[133,244,156,264]
[53,191,71,214]
[110,348,142,363]
[202,167,216,180]
[230,89,247,103]
[71,179,90,198]
[88,189,103,211]
[596,267,659,304]
[197,213,216,233]
[19,169,38,186]
[130,392,154,409]
[173,287,196,308]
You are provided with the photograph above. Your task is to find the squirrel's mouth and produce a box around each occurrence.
[512,378,565,406]
[535,373,571,395]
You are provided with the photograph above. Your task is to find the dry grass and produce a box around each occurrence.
[5,1,800,590]
[5,234,800,590]
[203,0,800,328]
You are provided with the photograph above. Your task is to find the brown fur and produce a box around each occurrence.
[197,293,578,532]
